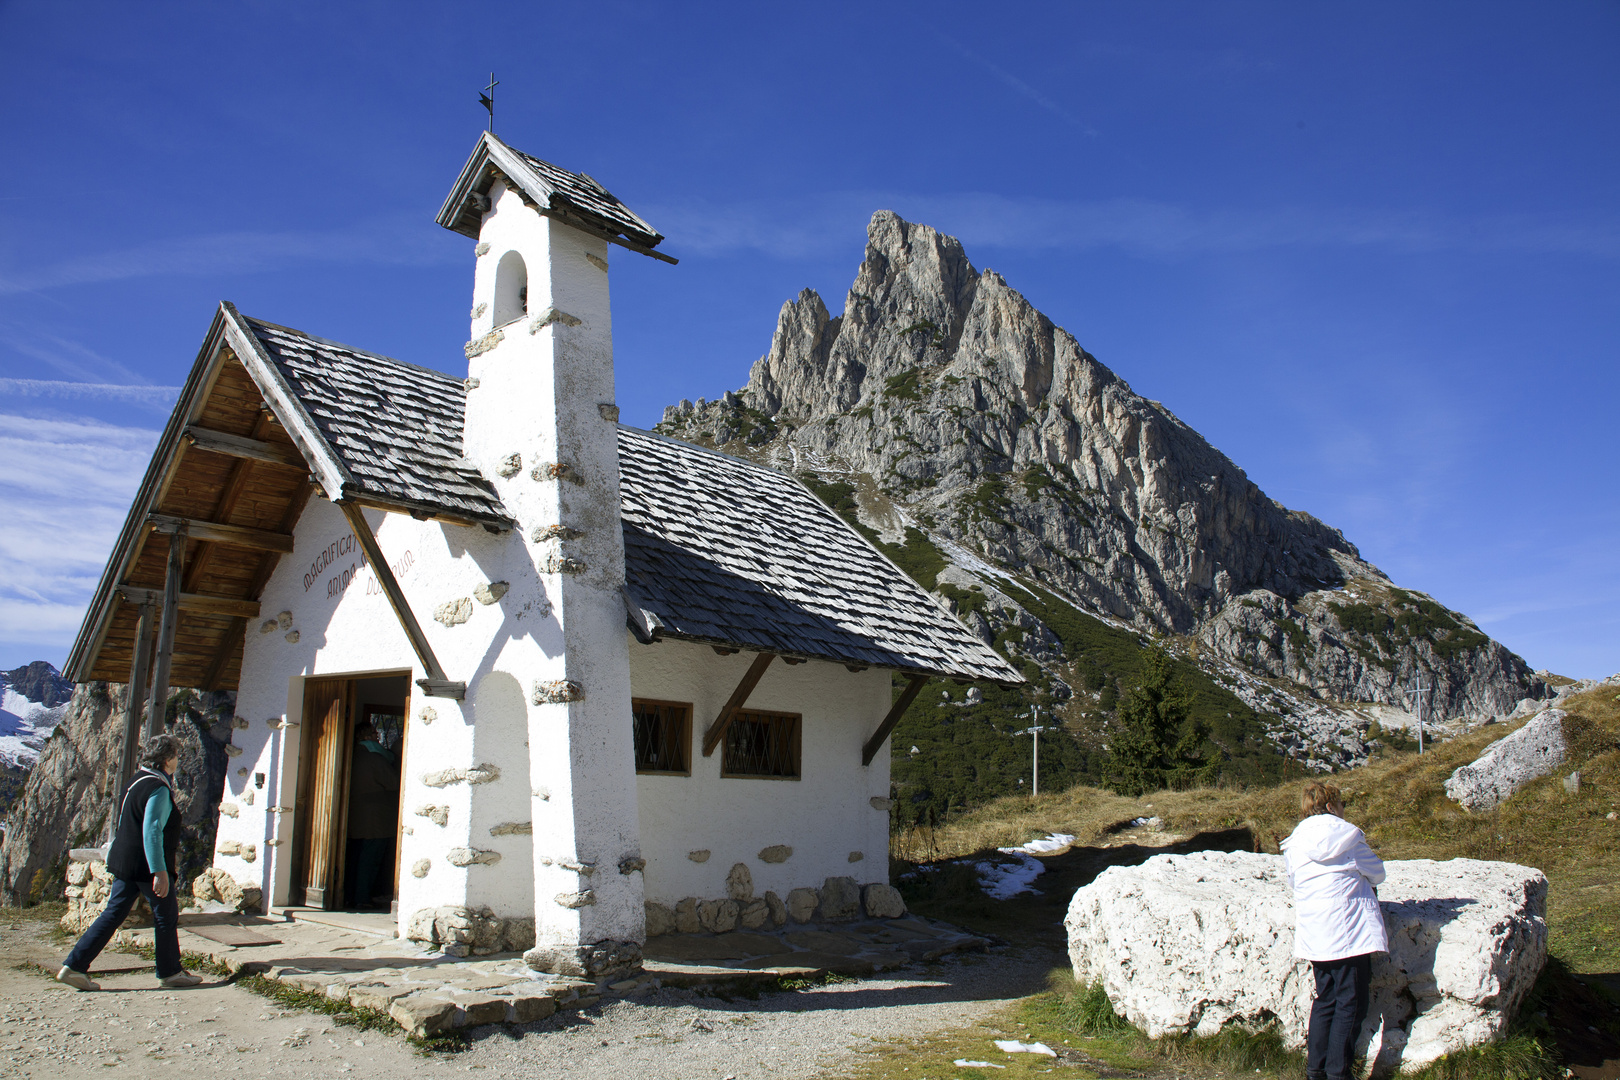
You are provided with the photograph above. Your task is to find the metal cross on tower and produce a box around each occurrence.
[1405,674,1431,754]
[478,72,499,132]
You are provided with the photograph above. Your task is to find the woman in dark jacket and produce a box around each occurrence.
[57,734,202,990]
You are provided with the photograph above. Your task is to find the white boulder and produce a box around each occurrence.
[1444,710,1567,811]
[1065,851,1547,1074]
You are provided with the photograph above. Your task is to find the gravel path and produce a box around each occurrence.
[454,949,1056,1079]
[1,917,1055,1080]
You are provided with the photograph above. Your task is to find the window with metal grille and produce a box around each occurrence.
[632,699,691,775]
[721,709,801,780]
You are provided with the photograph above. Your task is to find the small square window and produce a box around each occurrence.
[721,709,801,780]
[632,699,691,775]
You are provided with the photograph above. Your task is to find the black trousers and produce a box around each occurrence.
[1308,953,1372,1080]
[65,874,183,979]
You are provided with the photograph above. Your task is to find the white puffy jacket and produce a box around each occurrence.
[1280,812,1389,961]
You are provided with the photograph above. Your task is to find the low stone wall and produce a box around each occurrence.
[405,905,536,957]
[61,849,265,934]
[643,871,905,937]
[1065,851,1548,1075]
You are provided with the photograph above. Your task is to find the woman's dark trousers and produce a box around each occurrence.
[65,875,182,979]
[1307,953,1372,1080]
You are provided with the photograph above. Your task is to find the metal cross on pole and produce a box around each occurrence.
[478,72,499,132]
[1405,674,1430,754]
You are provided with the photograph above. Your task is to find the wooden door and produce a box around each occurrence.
[293,678,350,909]
[391,685,412,905]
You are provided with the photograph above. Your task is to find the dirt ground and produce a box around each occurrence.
[0,914,1054,1080]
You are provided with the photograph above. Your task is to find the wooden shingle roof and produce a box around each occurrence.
[618,428,1024,685]
[68,308,1020,689]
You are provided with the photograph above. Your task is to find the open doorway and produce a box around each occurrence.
[290,672,411,911]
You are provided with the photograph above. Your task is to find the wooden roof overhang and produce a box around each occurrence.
[64,302,502,695]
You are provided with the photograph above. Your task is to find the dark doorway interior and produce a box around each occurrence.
[290,672,410,911]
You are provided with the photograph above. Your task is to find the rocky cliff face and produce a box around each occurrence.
[658,212,1542,765]
[0,683,234,904]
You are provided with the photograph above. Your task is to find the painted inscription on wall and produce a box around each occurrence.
[303,532,414,601]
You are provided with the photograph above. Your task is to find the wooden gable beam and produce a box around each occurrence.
[339,502,465,700]
[117,586,261,620]
[861,674,930,767]
[149,513,295,553]
[701,651,776,758]
[183,425,305,469]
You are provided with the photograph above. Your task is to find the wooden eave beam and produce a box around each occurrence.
[862,674,930,767]
[148,513,294,553]
[701,652,776,758]
[183,425,305,469]
[117,586,260,620]
[338,502,465,700]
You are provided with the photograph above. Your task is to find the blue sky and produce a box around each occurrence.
[0,1,1615,678]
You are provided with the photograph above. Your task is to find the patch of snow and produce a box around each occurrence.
[954,1061,1005,1069]
[0,686,71,771]
[992,1040,1056,1056]
[1002,833,1075,854]
[975,854,1044,899]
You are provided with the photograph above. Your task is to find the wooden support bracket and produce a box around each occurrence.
[149,513,294,553]
[862,674,930,767]
[701,652,776,757]
[183,425,305,468]
[117,586,260,620]
[338,502,465,700]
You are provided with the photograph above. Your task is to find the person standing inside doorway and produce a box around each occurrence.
[1280,781,1387,1080]
[345,719,399,910]
[57,734,203,990]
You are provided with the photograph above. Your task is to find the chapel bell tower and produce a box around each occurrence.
[436,133,674,977]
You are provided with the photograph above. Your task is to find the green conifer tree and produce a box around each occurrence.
[1105,646,1215,796]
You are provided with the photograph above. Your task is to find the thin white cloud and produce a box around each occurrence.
[0,412,158,655]
[938,35,1097,135]
[0,213,456,296]
[0,378,180,407]
[645,192,1620,263]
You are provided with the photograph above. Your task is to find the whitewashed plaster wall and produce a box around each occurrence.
[629,637,894,903]
[465,183,646,966]
[214,494,557,937]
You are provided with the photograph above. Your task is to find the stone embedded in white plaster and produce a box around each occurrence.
[739,898,769,930]
[473,581,510,605]
[224,744,243,757]
[241,845,257,863]
[758,845,792,864]
[528,307,583,334]
[687,850,711,863]
[618,857,646,875]
[870,797,892,811]
[531,524,583,542]
[786,887,817,923]
[465,329,504,358]
[644,901,675,937]
[233,715,250,729]
[596,403,620,422]
[531,679,585,705]
[584,252,608,273]
[533,786,550,801]
[266,838,282,847]
[470,302,487,319]
[489,821,532,836]
[764,891,787,927]
[419,706,436,725]
[863,883,905,919]
[464,376,480,389]
[475,242,490,256]
[416,804,450,827]
[220,803,239,818]
[539,553,587,575]
[528,461,575,482]
[242,789,254,806]
[412,859,431,879]
[259,619,277,634]
[422,763,501,788]
[674,898,700,933]
[496,454,522,478]
[447,847,502,868]
[555,891,595,909]
[848,851,864,863]
[698,899,739,933]
[819,877,860,921]
[726,863,754,902]
[434,597,474,626]
[237,767,249,777]
[283,630,300,644]
[277,610,293,629]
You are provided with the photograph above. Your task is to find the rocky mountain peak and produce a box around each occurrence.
[659,211,1542,770]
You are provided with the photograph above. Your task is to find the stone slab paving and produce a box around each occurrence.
[108,912,986,1037]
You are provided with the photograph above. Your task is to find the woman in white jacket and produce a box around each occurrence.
[1280,781,1387,1080]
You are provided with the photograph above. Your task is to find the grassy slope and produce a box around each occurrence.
[904,684,1620,976]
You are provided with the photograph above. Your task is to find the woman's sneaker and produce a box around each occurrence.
[56,965,100,991]
[159,971,203,988]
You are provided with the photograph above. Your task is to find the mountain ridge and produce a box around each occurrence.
[655,210,1544,774]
